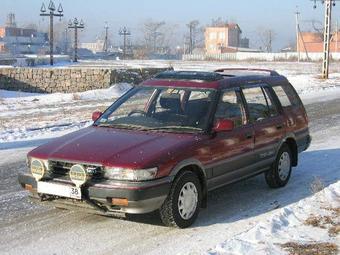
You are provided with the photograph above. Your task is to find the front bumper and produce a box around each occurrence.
[18,173,172,214]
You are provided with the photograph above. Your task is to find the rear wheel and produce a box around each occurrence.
[159,171,201,228]
[265,144,292,188]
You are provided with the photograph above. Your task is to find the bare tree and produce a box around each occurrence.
[258,28,276,52]
[143,20,166,53]
[211,17,229,27]
[141,19,179,56]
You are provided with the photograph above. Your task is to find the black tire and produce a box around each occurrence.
[265,144,292,188]
[159,171,202,228]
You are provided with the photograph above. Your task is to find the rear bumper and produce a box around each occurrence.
[18,173,172,214]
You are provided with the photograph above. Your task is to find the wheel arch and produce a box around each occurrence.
[285,137,298,166]
[169,158,208,208]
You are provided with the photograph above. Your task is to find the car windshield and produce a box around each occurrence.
[94,86,216,133]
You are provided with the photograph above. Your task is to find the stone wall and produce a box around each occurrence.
[0,67,170,93]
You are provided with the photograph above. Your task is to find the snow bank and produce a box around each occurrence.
[208,181,340,255]
[0,83,131,103]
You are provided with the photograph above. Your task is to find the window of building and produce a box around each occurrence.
[219,32,225,40]
[209,32,217,40]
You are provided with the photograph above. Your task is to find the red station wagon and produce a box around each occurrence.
[19,68,311,228]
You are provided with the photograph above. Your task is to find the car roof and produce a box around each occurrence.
[141,69,288,90]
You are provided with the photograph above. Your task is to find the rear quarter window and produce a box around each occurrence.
[272,84,301,108]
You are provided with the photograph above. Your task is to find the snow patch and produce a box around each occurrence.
[208,181,340,255]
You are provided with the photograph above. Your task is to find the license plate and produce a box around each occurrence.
[37,182,81,199]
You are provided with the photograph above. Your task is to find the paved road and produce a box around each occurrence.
[0,98,340,255]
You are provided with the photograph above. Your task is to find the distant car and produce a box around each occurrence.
[19,68,311,228]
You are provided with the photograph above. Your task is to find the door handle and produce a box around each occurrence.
[276,124,283,130]
[245,132,253,139]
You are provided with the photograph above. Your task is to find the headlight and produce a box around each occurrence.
[104,167,158,181]
[28,157,50,181]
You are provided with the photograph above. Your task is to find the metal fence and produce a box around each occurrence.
[183,52,340,62]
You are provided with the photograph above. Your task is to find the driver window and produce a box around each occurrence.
[107,88,156,121]
[215,90,246,128]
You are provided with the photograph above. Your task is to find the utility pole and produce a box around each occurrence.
[103,22,109,53]
[312,0,339,79]
[119,27,131,60]
[40,0,63,66]
[68,18,84,62]
[336,20,339,52]
[64,28,68,54]
[295,7,301,61]
[270,30,273,52]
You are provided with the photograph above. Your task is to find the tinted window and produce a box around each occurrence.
[273,84,301,107]
[215,90,246,128]
[272,85,291,107]
[97,87,215,132]
[242,86,278,122]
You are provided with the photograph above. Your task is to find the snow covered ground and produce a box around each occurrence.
[0,61,339,254]
[1,61,340,148]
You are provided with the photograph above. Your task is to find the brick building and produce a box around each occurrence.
[205,24,243,54]
[297,31,340,53]
[0,13,48,55]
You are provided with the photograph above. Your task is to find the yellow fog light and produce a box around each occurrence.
[69,164,88,187]
[31,159,45,181]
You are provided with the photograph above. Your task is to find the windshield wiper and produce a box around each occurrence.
[145,126,202,132]
[95,123,148,130]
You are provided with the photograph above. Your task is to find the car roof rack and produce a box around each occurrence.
[214,68,279,77]
[155,71,224,82]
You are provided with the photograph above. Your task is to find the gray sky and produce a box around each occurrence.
[1,0,340,51]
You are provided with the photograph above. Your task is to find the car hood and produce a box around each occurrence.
[29,126,202,168]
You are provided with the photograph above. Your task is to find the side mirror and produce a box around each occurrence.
[213,119,234,132]
[92,111,103,122]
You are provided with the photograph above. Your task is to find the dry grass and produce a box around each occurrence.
[304,215,334,228]
[329,225,340,237]
[304,207,340,237]
[310,176,325,194]
[280,242,338,255]
[323,207,340,216]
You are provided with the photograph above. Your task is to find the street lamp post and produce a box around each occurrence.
[104,22,109,53]
[119,27,131,60]
[68,18,84,62]
[40,0,63,65]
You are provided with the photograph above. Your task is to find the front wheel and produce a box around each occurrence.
[265,144,292,188]
[159,171,202,228]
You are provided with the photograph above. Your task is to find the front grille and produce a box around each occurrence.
[49,160,104,181]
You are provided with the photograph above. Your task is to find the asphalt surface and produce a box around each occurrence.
[0,98,340,255]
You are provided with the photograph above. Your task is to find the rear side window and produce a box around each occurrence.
[242,86,278,122]
[215,90,246,128]
[272,84,301,107]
